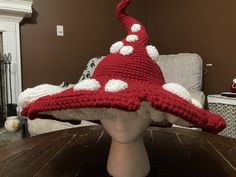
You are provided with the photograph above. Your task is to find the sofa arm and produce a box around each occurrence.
[189,90,205,107]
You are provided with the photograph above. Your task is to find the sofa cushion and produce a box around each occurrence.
[158,53,203,91]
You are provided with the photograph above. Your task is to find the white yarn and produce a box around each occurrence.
[105,79,128,92]
[131,24,141,32]
[163,83,191,102]
[233,78,236,84]
[74,79,101,91]
[146,45,159,62]
[191,98,203,109]
[163,83,203,109]
[120,46,134,56]
[110,41,124,54]
[126,34,139,42]
[18,84,66,108]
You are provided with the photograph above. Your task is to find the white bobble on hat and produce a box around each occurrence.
[131,24,141,32]
[126,34,139,42]
[146,45,159,62]
[110,41,124,54]
[120,46,134,56]
[105,79,128,92]
[74,79,101,91]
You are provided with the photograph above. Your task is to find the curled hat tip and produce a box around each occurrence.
[115,0,149,47]
[116,0,131,18]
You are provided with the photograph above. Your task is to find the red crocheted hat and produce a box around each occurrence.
[19,0,225,133]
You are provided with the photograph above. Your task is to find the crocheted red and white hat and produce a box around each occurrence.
[19,0,225,133]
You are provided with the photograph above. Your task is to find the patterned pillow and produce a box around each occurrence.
[79,56,105,81]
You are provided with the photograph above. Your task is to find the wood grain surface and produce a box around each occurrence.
[0,126,235,177]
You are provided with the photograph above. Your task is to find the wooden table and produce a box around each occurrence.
[0,126,235,177]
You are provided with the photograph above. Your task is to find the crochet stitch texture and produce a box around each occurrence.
[20,0,226,134]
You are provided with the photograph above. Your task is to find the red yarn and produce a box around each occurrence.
[116,0,149,46]
[231,83,236,93]
[21,0,226,134]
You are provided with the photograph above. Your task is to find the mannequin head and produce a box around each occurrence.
[101,111,152,144]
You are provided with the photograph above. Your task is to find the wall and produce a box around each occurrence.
[20,0,148,89]
[147,0,236,95]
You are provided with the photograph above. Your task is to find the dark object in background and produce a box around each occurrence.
[20,117,30,138]
[231,78,236,93]
[0,109,3,127]
[221,92,236,97]
[0,54,4,127]
[7,104,17,117]
[0,53,15,127]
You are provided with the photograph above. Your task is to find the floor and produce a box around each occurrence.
[0,128,22,145]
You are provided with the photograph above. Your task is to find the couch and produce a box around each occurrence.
[26,54,204,136]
